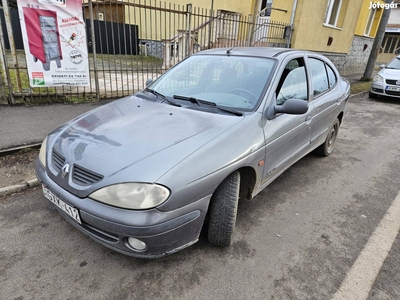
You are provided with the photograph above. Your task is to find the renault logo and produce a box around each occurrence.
[61,163,70,179]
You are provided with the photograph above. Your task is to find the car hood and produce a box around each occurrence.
[50,95,244,185]
[379,68,400,78]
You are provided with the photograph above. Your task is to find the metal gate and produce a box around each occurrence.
[0,0,291,105]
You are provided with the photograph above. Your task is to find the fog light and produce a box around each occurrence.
[128,237,147,252]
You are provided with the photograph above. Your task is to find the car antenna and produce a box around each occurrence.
[226,47,234,56]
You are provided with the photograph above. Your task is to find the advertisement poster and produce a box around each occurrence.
[17,0,90,87]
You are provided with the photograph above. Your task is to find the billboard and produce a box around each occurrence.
[17,0,90,87]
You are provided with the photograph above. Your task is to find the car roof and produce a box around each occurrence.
[192,47,316,59]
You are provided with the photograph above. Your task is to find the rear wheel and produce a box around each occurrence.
[315,118,340,156]
[208,171,240,247]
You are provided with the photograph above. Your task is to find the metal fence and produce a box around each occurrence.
[0,0,291,105]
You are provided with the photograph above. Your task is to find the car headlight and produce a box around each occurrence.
[89,183,170,209]
[39,137,48,167]
[373,74,384,84]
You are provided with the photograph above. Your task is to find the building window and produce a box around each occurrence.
[260,0,273,17]
[364,8,377,36]
[324,0,343,27]
[382,35,400,54]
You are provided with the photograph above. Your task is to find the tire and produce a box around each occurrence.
[208,171,240,247]
[315,118,340,157]
[369,91,378,99]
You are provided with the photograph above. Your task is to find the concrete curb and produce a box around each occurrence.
[350,90,369,98]
[0,178,40,197]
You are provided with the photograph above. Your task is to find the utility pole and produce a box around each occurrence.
[361,0,393,81]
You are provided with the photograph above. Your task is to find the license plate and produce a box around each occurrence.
[42,185,82,224]
[386,86,400,92]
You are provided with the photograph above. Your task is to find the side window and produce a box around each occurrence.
[276,58,308,106]
[309,58,329,97]
[326,64,337,88]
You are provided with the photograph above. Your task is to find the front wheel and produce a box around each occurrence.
[315,118,340,156]
[369,91,378,99]
[208,171,240,247]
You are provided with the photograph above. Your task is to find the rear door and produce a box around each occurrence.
[306,56,341,148]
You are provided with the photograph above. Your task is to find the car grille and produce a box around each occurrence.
[386,79,400,85]
[386,90,400,96]
[52,149,103,185]
[52,150,65,172]
[72,164,103,186]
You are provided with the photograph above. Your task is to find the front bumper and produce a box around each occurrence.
[35,159,211,258]
[370,82,400,98]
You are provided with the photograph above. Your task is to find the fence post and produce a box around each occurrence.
[0,13,8,103]
[285,25,292,48]
[88,0,100,100]
[1,0,15,104]
[247,14,253,47]
[162,40,171,69]
[186,4,192,56]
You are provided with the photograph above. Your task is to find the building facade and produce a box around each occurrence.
[82,0,388,75]
[269,0,386,75]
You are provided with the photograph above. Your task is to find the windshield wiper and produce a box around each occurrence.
[173,94,211,106]
[145,88,181,107]
[173,94,243,116]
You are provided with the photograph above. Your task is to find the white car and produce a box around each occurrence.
[370,55,400,99]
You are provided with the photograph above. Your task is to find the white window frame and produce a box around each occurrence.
[324,0,343,27]
[364,7,377,36]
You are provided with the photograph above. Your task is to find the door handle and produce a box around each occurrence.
[305,115,312,122]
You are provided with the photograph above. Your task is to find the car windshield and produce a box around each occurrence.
[149,55,276,111]
[386,57,400,69]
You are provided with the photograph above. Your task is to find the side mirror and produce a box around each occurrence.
[379,64,386,69]
[267,99,308,120]
[146,79,153,87]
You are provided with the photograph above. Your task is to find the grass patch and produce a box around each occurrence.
[351,82,371,95]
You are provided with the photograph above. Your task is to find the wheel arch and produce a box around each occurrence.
[237,166,257,200]
[337,111,344,125]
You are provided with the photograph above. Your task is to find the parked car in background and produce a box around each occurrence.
[370,55,400,99]
[35,47,350,258]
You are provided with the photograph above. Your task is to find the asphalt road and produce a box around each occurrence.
[0,103,103,151]
[1,93,400,299]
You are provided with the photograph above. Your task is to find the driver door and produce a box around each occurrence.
[261,56,313,185]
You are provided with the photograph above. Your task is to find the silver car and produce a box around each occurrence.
[370,55,400,99]
[36,47,350,258]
